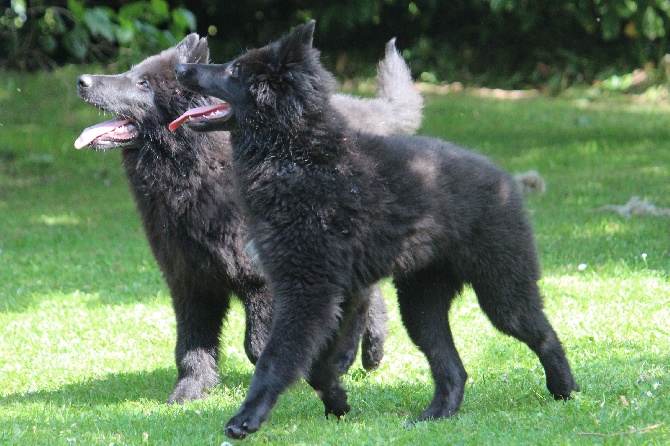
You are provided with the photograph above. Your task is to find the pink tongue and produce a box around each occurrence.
[75,118,132,149]
[169,104,230,131]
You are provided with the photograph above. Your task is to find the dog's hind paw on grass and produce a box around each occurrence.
[167,374,219,405]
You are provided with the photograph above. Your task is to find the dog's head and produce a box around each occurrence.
[170,20,336,133]
[75,34,213,150]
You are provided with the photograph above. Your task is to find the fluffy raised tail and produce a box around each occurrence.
[331,39,424,136]
[376,38,424,134]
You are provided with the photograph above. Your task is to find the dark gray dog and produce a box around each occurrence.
[173,21,579,439]
[75,33,423,404]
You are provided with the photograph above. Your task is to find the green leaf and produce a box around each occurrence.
[119,2,149,23]
[115,23,135,45]
[489,0,513,13]
[66,0,85,20]
[171,8,196,33]
[614,0,638,19]
[62,24,90,59]
[150,0,170,22]
[83,8,117,43]
[642,6,665,39]
[600,8,621,41]
[43,7,68,35]
[39,34,57,54]
[118,0,170,26]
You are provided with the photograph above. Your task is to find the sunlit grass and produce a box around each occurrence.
[0,67,668,444]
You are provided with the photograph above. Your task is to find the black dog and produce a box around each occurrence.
[174,21,579,439]
[75,34,423,404]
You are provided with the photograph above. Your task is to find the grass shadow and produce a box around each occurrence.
[0,368,179,407]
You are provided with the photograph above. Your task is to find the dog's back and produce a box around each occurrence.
[355,133,538,280]
[291,131,537,289]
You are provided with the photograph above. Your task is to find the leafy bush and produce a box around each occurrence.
[0,0,196,70]
[484,0,670,70]
[4,0,670,89]
[187,0,670,90]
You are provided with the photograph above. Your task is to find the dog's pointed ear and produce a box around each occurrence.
[176,33,210,64]
[277,20,316,66]
[296,20,316,47]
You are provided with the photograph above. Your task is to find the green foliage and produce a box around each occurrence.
[1,67,669,445]
[4,1,670,87]
[187,0,670,90]
[0,0,196,70]
[486,0,669,49]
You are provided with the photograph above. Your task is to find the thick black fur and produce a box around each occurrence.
[75,34,407,404]
[176,21,580,439]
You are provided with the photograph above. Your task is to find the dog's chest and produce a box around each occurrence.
[242,158,351,229]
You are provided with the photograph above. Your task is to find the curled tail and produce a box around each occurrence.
[375,38,424,135]
[331,39,424,136]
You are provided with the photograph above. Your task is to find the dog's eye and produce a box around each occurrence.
[137,80,150,91]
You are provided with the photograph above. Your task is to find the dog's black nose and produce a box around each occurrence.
[175,64,188,79]
[77,75,93,88]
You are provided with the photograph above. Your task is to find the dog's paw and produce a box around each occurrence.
[224,399,275,440]
[416,396,462,422]
[361,342,384,371]
[321,387,351,418]
[324,401,351,419]
[361,323,386,371]
[551,382,581,401]
[166,377,214,405]
[167,388,204,405]
[224,423,252,440]
[224,413,261,440]
[548,375,581,401]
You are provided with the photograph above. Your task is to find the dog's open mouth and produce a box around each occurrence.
[74,117,139,150]
[169,103,231,132]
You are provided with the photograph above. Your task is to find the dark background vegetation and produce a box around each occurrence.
[3,0,670,90]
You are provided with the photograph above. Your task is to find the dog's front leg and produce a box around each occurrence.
[224,287,344,439]
[167,279,229,405]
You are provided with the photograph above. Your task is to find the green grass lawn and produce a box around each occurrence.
[1,67,668,445]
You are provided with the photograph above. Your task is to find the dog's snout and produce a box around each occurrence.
[77,74,93,89]
[175,64,189,79]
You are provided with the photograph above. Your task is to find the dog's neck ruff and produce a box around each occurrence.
[232,103,345,170]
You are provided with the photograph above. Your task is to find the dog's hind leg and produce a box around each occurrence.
[395,268,468,421]
[167,279,230,405]
[308,286,386,414]
[361,284,388,370]
[239,284,274,365]
[332,284,388,374]
[472,277,580,400]
[306,339,351,418]
[303,285,391,417]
